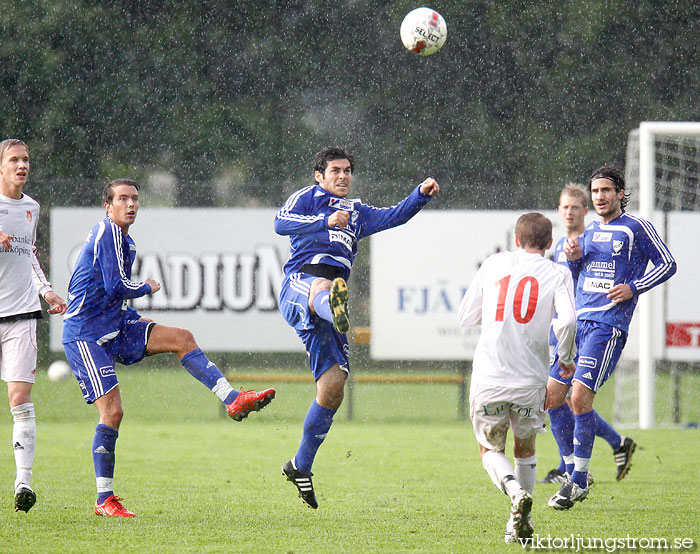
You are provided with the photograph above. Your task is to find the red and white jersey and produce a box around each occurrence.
[458,249,576,388]
[0,192,52,319]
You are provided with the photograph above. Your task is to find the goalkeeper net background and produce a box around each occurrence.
[615,121,700,429]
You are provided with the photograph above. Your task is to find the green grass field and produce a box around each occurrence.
[1,367,698,553]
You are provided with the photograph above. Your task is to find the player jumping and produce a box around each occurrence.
[275,146,438,509]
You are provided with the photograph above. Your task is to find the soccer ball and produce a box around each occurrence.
[47,360,72,382]
[400,7,447,56]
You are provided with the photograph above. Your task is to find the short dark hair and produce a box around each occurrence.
[589,164,629,209]
[313,146,354,175]
[516,212,552,250]
[103,178,140,205]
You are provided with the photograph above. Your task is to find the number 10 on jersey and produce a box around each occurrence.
[495,275,539,323]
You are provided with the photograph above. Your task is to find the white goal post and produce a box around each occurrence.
[635,121,700,429]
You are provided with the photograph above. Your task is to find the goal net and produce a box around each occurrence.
[615,122,700,429]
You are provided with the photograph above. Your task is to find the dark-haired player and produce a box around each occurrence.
[63,179,275,517]
[548,165,676,509]
[275,146,438,509]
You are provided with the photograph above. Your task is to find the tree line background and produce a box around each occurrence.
[1,0,698,212]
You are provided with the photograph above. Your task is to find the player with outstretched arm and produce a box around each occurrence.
[0,139,67,513]
[458,212,577,544]
[274,146,439,509]
[62,179,276,517]
[548,165,676,510]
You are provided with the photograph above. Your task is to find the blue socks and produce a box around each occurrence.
[312,290,333,323]
[181,348,238,405]
[93,424,118,504]
[593,410,621,449]
[295,399,336,474]
[571,411,596,488]
[549,403,575,474]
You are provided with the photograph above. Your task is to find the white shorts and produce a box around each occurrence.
[469,382,547,451]
[0,318,38,383]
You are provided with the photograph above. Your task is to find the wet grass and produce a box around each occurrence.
[0,367,698,553]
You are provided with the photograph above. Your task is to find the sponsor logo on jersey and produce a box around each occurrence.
[586,260,615,272]
[329,229,353,251]
[0,209,8,214]
[583,277,614,292]
[578,356,597,369]
[328,198,354,211]
[99,365,116,377]
[592,232,612,242]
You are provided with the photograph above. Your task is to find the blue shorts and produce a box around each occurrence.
[279,273,349,379]
[548,349,573,386]
[298,324,349,380]
[573,320,627,392]
[279,273,318,331]
[63,320,154,403]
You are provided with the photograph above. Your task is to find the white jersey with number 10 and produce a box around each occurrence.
[458,250,577,388]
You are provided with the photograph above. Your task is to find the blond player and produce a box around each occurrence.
[457,212,576,544]
[0,139,67,513]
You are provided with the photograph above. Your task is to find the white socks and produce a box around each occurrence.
[482,450,521,498]
[11,403,36,490]
[514,455,537,494]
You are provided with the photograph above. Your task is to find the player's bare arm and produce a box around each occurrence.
[44,291,67,315]
[328,210,350,229]
[419,178,439,196]
[563,237,582,260]
[0,231,12,250]
[145,277,161,293]
[607,283,633,303]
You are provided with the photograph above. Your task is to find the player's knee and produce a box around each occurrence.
[102,406,123,428]
[309,278,331,302]
[317,383,345,410]
[570,391,593,414]
[175,328,198,354]
[547,393,566,410]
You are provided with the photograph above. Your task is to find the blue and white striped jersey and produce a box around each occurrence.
[62,217,152,344]
[567,211,676,333]
[274,184,432,280]
[552,235,568,267]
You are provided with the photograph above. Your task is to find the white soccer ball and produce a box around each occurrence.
[400,7,447,56]
[47,360,72,382]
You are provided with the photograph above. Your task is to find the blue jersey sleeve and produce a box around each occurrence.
[357,185,432,239]
[274,186,329,236]
[99,223,151,299]
[628,218,677,294]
